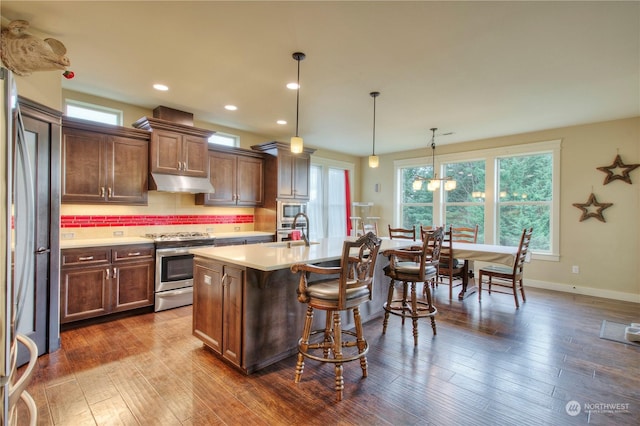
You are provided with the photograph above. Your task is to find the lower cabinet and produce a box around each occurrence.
[193,258,243,368]
[214,235,274,247]
[60,244,155,324]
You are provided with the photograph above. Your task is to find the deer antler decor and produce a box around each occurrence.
[0,20,71,76]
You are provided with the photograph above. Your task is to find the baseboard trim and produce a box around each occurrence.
[525,279,640,303]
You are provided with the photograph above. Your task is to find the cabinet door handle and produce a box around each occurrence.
[221,273,228,287]
[113,267,117,277]
[127,252,141,256]
[107,187,112,197]
[177,162,182,170]
[106,268,110,279]
[182,161,186,171]
[100,187,105,197]
[78,256,94,261]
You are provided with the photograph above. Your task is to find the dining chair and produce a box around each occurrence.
[478,227,533,308]
[361,220,379,236]
[382,227,444,345]
[451,225,478,244]
[388,225,416,241]
[435,224,479,299]
[419,225,433,240]
[290,232,382,401]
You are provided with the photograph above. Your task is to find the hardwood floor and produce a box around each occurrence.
[16,286,640,425]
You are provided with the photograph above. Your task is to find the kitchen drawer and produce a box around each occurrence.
[61,248,110,267]
[112,244,155,262]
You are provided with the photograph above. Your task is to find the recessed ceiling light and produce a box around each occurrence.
[153,83,169,91]
[277,120,287,125]
[224,105,238,111]
[286,82,299,90]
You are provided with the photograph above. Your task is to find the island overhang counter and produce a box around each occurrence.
[190,237,413,374]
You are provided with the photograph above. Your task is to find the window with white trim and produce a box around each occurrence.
[65,99,122,125]
[208,133,239,147]
[395,140,560,259]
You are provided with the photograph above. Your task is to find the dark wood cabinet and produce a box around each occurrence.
[251,141,315,203]
[213,235,274,247]
[195,147,264,206]
[193,258,243,368]
[133,117,213,178]
[62,117,149,204]
[276,149,311,199]
[60,244,155,324]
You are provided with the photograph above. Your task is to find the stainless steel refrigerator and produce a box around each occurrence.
[1,67,39,424]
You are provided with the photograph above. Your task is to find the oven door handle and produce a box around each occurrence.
[156,287,193,297]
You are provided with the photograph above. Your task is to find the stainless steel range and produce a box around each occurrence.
[145,232,216,311]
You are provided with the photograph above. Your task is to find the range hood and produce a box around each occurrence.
[149,173,215,194]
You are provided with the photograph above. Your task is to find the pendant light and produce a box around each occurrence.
[290,52,306,154]
[412,128,457,191]
[368,91,380,168]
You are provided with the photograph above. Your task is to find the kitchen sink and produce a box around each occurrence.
[264,241,320,248]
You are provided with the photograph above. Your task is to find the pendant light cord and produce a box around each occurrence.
[370,91,380,156]
[372,94,377,155]
[295,56,301,137]
[431,127,437,179]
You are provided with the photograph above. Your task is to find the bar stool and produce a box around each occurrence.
[382,227,444,345]
[290,232,382,401]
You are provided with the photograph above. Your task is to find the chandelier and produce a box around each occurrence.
[412,128,457,191]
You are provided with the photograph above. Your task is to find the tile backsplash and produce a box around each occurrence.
[59,191,260,239]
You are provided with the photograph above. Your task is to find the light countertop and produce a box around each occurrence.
[59,231,275,249]
[60,237,154,249]
[190,236,413,272]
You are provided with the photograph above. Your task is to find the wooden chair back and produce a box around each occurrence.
[451,225,478,244]
[361,221,379,236]
[292,232,382,310]
[385,227,444,282]
[388,225,416,241]
[512,227,533,276]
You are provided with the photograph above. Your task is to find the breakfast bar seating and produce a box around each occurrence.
[382,227,444,345]
[290,232,382,401]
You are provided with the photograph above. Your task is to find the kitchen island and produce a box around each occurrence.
[190,236,413,374]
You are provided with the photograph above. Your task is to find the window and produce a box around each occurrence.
[308,158,354,240]
[398,165,434,228]
[497,153,552,250]
[208,133,239,147]
[444,160,486,242]
[65,99,122,125]
[395,140,560,259]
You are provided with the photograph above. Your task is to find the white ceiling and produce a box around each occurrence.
[2,1,639,156]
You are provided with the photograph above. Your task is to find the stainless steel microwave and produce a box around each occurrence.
[277,201,307,225]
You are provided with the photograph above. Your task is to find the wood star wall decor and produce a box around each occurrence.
[572,193,613,222]
[596,154,639,185]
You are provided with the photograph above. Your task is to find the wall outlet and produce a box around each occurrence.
[206,227,214,233]
[571,265,579,274]
[61,232,75,239]
[113,231,124,237]
[234,226,241,231]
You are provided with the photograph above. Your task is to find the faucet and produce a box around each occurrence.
[292,212,310,247]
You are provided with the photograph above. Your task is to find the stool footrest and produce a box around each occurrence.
[298,329,369,364]
[383,299,437,319]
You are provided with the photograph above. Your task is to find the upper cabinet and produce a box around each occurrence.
[133,117,213,178]
[251,141,315,202]
[62,117,150,205]
[195,146,264,207]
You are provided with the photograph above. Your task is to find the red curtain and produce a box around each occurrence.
[345,170,352,236]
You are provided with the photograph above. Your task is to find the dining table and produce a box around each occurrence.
[451,242,520,300]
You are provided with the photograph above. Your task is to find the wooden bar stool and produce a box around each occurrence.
[382,227,444,345]
[290,232,382,401]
